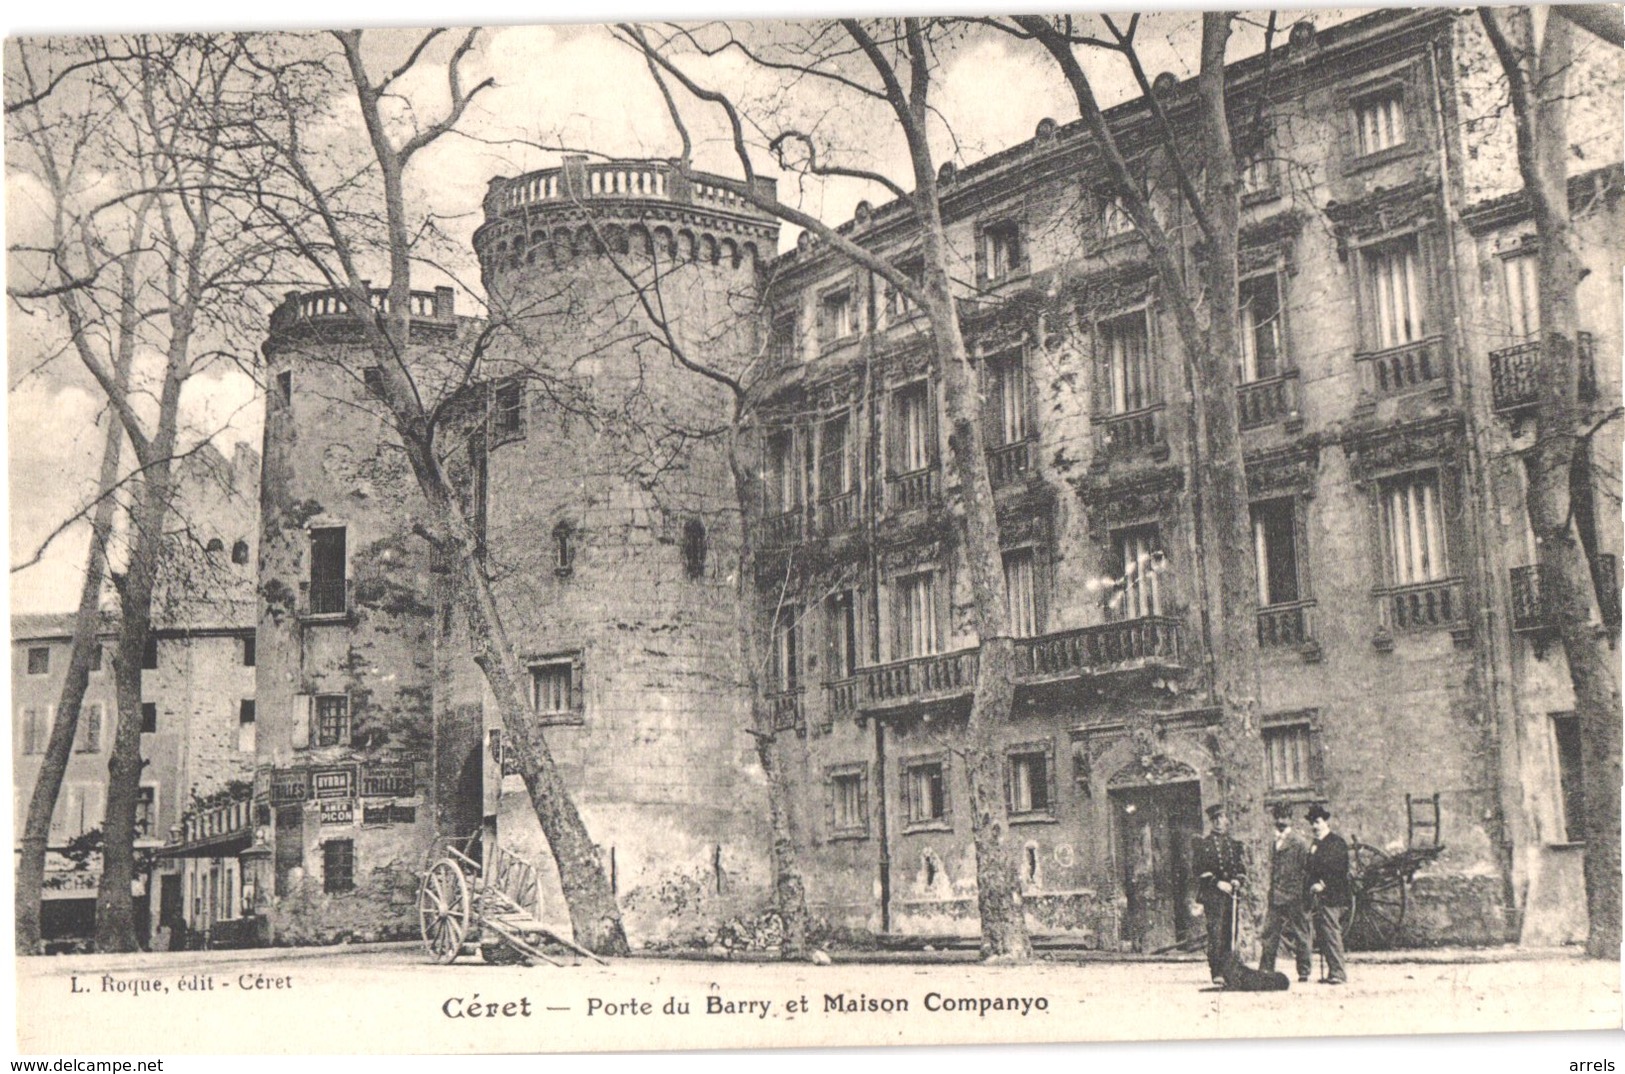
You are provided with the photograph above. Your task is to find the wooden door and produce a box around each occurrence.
[1113,782,1202,951]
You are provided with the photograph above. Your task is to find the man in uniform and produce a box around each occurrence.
[1190,802,1246,985]
[1258,801,1313,982]
[1305,802,1350,985]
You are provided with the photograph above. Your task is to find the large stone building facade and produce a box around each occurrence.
[743,9,1621,949]
[242,8,1619,950]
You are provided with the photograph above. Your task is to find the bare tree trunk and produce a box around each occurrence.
[1481,7,1622,957]
[16,413,123,954]
[1020,10,1266,881]
[1193,11,1267,867]
[96,435,178,953]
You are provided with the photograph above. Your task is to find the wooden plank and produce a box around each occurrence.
[482,918,562,967]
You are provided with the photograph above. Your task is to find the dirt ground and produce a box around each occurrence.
[15,941,1621,1058]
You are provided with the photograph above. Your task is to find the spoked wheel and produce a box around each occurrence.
[488,845,542,922]
[1346,842,1408,951]
[419,859,472,964]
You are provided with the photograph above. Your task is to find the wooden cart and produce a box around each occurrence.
[1345,793,1445,950]
[416,834,606,967]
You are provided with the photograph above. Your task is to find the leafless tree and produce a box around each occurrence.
[995,10,1269,921]
[8,33,280,950]
[1479,5,1622,958]
[244,28,630,954]
[620,17,1048,958]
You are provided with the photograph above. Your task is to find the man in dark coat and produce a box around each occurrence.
[1190,802,1246,985]
[1259,801,1313,982]
[1305,802,1350,985]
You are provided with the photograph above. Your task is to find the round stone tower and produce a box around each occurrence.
[470,156,781,943]
[256,287,482,943]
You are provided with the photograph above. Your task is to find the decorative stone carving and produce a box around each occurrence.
[1343,414,1463,484]
[1245,440,1321,499]
[1077,464,1185,531]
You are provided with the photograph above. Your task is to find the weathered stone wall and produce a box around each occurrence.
[763,9,1621,947]
[255,324,448,943]
[470,175,780,947]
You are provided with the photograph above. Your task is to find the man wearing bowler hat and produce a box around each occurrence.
[1305,802,1350,984]
[1259,801,1314,982]
[1190,802,1246,985]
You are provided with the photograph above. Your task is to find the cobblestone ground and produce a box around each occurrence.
[16,942,1621,1061]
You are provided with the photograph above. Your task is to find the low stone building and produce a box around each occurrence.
[12,443,260,949]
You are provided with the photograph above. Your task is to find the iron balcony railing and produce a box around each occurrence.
[1489,340,1541,413]
[1509,564,1552,633]
[825,617,1188,716]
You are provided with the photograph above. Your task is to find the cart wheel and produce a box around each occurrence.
[1346,843,1407,951]
[419,859,471,964]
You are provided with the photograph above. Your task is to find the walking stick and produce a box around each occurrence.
[1312,889,1325,982]
[1229,886,1240,954]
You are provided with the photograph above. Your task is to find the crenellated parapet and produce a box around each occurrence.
[475,156,779,278]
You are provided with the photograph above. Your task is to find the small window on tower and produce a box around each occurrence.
[681,517,707,579]
[553,521,575,576]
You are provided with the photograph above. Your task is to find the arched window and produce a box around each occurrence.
[681,517,707,579]
[205,537,225,554]
[231,539,250,565]
[553,521,575,576]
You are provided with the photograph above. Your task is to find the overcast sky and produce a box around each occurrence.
[5,3,1367,615]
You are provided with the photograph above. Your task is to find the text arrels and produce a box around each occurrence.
[443,995,534,1019]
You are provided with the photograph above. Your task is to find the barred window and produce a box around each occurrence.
[323,839,355,894]
[314,694,350,747]
[532,663,573,716]
[493,381,525,439]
